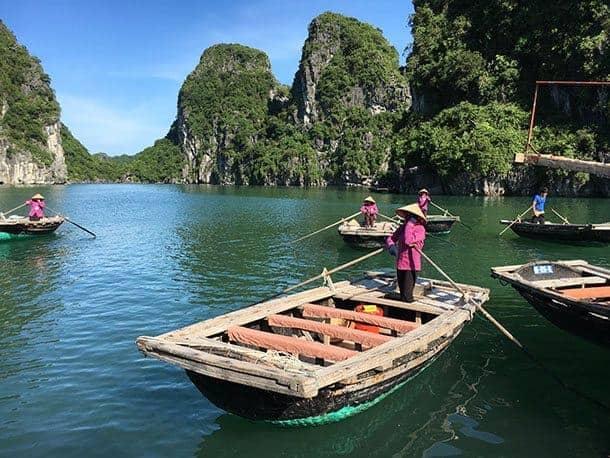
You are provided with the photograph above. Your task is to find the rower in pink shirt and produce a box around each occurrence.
[25,193,46,221]
[386,203,427,302]
[417,188,431,215]
[360,196,378,228]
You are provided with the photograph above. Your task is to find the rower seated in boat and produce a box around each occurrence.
[386,204,427,303]
[360,196,378,228]
[531,187,548,224]
[25,194,46,221]
[417,188,431,215]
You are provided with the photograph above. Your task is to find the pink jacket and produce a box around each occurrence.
[26,200,45,218]
[386,220,426,271]
[360,203,378,216]
[417,195,430,213]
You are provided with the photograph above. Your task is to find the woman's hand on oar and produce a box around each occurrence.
[291,211,362,243]
[499,206,532,236]
[47,207,96,238]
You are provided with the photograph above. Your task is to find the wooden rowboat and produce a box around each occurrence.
[0,216,65,236]
[426,214,460,233]
[499,220,610,244]
[337,220,397,248]
[491,260,610,348]
[136,272,489,425]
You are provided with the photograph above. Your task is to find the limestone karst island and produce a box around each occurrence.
[1,1,609,457]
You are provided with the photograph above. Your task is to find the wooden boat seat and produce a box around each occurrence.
[534,276,607,288]
[267,314,392,348]
[558,286,610,300]
[301,303,419,334]
[227,326,357,361]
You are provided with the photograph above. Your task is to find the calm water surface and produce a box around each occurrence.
[0,184,609,457]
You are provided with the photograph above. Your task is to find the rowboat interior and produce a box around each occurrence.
[492,260,610,306]
[137,272,489,424]
[338,219,397,234]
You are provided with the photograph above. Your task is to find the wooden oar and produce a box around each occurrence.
[414,247,524,348]
[551,208,570,224]
[47,207,96,238]
[499,206,532,236]
[1,202,26,219]
[430,201,473,231]
[291,211,362,243]
[378,213,400,223]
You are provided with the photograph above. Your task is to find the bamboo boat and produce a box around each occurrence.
[337,220,397,248]
[426,214,460,233]
[0,215,65,236]
[491,260,610,348]
[499,220,610,244]
[136,272,489,425]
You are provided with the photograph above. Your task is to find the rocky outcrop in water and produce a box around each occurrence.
[0,21,67,184]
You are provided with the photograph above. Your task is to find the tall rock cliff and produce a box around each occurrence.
[0,21,67,184]
[174,44,285,184]
[293,12,410,126]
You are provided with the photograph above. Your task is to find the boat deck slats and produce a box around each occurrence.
[533,276,607,288]
[227,326,358,362]
[559,286,610,300]
[268,314,392,347]
[301,303,418,334]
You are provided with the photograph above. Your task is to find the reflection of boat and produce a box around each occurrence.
[499,220,610,244]
[337,220,397,248]
[426,214,460,233]
[491,260,610,348]
[0,216,65,236]
[137,272,489,425]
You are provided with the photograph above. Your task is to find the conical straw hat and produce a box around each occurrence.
[395,203,426,222]
[363,196,376,204]
[31,193,44,200]
[418,188,429,194]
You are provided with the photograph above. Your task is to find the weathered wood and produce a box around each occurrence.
[136,337,318,397]
[534,276,607,288]
[227,326,358,362]
[515,152,610,178]
[301,303,419,334]
[332,290,446,315]
[268,314,393,347]
[159,283,349,340]
[559,286,610,300]
[313,309,471,387]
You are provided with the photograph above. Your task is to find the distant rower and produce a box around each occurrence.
[26,194,46,221]
[360,196,378,228]
[531,187,548,224]
[417,188,431,215]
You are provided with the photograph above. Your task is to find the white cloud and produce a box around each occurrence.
[58,94,172,155]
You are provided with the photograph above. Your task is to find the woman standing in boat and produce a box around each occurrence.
[360,196,378,228]
[417,189,431,215]
[531,187,548,224]
[25,194,46,221]
[386,204,427,303]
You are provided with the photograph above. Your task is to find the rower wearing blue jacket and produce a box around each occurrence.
[531,187,548,224]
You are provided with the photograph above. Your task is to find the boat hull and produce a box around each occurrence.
[186,329,459,424]
[0,218,63,236]
[515,286,610,348]
[501,221,610,244]
[339,232,388,248]
[425,216,459,233]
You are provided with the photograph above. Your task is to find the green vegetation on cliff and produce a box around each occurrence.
[0,20,60,165]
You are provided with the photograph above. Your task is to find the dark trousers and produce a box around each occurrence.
[29,216,41,221]
[397,269,417,302]
[364,214,376,227]
[531,214,545,224]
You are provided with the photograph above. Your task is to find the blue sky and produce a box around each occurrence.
[2,0,414,155]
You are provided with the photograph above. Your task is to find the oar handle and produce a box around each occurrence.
[499,206,531,235]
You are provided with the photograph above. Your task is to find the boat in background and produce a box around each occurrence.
[499,220,610,244]
[426,214,460,233]
[0,215,65,237]
[337,220,397,248]
[491,260,610,348]
[137,272,489,425]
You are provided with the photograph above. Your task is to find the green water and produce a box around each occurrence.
[0,184,609,457]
